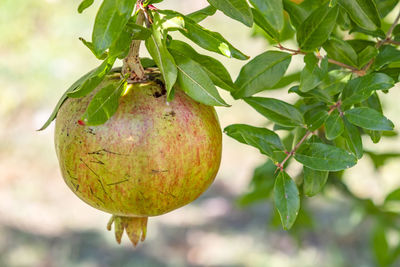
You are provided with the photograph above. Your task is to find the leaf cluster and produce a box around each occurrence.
[40,0,400,264]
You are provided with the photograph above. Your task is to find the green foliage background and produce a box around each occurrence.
[1,0,400,266]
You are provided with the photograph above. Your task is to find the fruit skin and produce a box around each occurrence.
[55,75,222,218]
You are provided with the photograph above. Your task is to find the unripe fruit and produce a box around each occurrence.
[54,73,222,246]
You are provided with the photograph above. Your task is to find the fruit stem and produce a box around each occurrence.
[122,9,146,82]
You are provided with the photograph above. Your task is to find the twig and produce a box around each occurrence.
[275,100,342,172]
[387,39,400,46]
[384,10,400,43]
[362,10,400,72]
[276,44,359,73]
[327,58,359,72]
[276,131,312,172]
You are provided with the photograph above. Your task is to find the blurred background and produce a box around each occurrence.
[1,0,400,266]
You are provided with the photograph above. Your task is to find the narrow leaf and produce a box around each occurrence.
[92,0,135,55]
[341,73,395,107]
[38,69,97,131]
[234,51,292,98]
[79,37,108,59]
[297,3,339,51]
[159,10,248,60]
[337,0,381,31]
[244,97,304,127]
[345,107,394,131]
[224,124,284,157]
[303,166,329,197]
[145,13,177,99]
[250,0,284,33]
[252,8,279,41]
[78,0,95,13]
[187,5,217,23]
[207,0,253,27]
[274,171,300,230]
[295,142,357,171]
[171,52,229,106]
[168,40,235,92]
[82,80,126,126]
[282,0,310,29]
[68,56,116,98]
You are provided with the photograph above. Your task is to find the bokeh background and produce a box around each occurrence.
[1,0,400,266]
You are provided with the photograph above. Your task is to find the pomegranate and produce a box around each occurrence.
[54,71,222,246]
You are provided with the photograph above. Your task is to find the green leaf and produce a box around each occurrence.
[345,107,394,131]
[108,22,152,58]
[38,69,97,131]
[363,93,383,143]
[374,45,400,70]
[295,142,357,171]
[271,72,301,90]
[299,54,328,92]
[250,0,284,33]
[337,0,381,31]
[349,22,385,38]
[282,0,310,29]
[171,52,229,106]
[341,73,395,107]
[145,13,177,100]
[233,51,292,98]
[323,38,358,67]
[78,0,94,13]
[347,39,376,53]
[140,58,157,68]
[159,10,248,60]
[251,8,280,41]
[376,0,399,18]
[79,37,108,59]
[296,3,339,51]
[244,97,304,127]
[372,225,389,267]
[224,124,284,157]
[342,117,363,159]
[385,188,400,203]
[186,5,217,23]
[274,171,300,230]
[303,166,329,197]
[304,107,328,131]
[168,40,235,92]
[357,46,378,68]
[325,110,344,140]
[207,0,253,27]
[92,0,135,55]
[81,79,126,126]
[68,56,116,98]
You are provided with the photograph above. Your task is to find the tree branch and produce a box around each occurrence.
[122,10,146,81]
[276,44,359,72]
[275,101,342,172]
